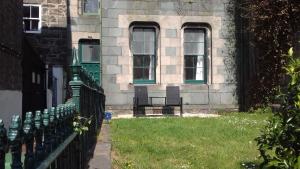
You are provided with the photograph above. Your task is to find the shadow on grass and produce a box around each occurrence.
[240,161,260,169]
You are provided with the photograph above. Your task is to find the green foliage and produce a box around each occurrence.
[236,0,300,107]
[256,48,300,168]
[249,107,273,114]
[73,113,92,135]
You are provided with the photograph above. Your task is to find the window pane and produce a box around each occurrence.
[82,45,92,61]
[143,68,150,80]
[149,66,155,80]
[144,41,155,55]
[144,28,155,42]
[195,56,204,80]
[84,0,99,13]
[185,55,204,81]
[184,29,204,42]
[132,28,155,55]
[31,20,39,30]
[134,55,155,81]
[185,56,195,67]
[133,68,143,80]
[91,45,100,61]
[23,19,30,31]
[149,56,155,80]
[82,44,99,62]
[195,68,204,80]
[31,6,39,18]
[23,6,30,17]
[196,56,204,68]
[134,56,143,67]
[184,42,204,55]
[132,41,144,54]
[185,68,194,80]
[196,56,204,80]
[133,28,143,41]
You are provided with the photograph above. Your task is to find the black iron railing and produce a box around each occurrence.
[0,48,105,169]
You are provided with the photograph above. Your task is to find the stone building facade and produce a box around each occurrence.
[19,0,238,114]
[101,0,237,113]
[0,0,23,126]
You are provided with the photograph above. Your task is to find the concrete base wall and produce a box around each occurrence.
[106,104,238,117]
[0,90,22,127]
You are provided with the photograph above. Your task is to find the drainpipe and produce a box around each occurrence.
[207,84,210,114]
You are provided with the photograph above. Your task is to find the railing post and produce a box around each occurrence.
[8,115,23,169]
[49,107,56,150]
[56,106,63,169]
[23,112,34,169]
[60,106,67,138]
[59,106,66,169]
[66,105,73,135]
[54,106,61,145]
[59,106,66,140]
[0,119,7,169]
[70,48,83,112]
[43,109,51,155]
[55,106,62,146]
[49,107,56,169]
[70,81,83,113]
[34,110,44,167]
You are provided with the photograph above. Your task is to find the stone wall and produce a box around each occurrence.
[69,0,101,49]
[102,0,237,112]
[24,0,69,65]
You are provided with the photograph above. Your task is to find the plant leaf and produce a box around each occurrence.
[288,47,294,57]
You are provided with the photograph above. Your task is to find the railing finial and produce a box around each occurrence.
[8,115,23,169]
[72,48,79,66]
[0,119,7,169]
[23,112,34,169]
[71,48,82,82]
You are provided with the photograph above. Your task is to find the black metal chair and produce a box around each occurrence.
[133,86,151,116]
[165,86,183,116]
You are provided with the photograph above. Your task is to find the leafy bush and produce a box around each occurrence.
[237,0,300,107]
[249,107,273,114]
[256,48,300,168]
[73,114,92,135]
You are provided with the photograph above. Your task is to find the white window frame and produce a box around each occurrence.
[23,4,42,34]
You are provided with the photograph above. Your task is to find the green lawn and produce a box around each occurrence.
[111,113,271,169]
